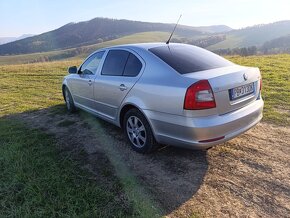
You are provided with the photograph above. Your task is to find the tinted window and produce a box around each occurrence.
[123,54,142,77]
[149,44,234,74]
[80,51,104,74]
[101,50,129,76]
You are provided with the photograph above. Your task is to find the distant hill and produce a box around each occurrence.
[0,34,34,45]
[193,25,232,33]
[262,34,290,53]
[207,20,290,50]
[0,18,222,55]
[2,18,290,57]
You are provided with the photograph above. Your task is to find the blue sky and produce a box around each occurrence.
[0,0,289,37]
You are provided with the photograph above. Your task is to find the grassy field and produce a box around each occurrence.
[0,60,80,115]
[0,54,289,217]
[228,54,290,125]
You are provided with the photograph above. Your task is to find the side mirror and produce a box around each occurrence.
[68,66,78,74]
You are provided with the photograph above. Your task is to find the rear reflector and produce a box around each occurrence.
[184,80,216,110]
[199,136,225,143]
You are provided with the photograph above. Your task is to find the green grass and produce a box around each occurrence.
[0,60,80,116]
[228,54,290,125]
[0,119,133,217]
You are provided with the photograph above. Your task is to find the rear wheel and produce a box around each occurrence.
[64,87,76,113]
[123,109,158,153]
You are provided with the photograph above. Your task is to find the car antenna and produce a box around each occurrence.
[166,14,182,45]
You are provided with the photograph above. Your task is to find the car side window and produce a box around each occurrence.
[80,51,105,75]
[101,50,129,76]
[101,50,143,77]
[123,53,142,77]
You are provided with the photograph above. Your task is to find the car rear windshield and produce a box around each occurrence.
[149,44,234,74]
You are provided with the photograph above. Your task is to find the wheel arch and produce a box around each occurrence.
[62,84,67,101]
[62,83,74,102]
[119,103,158,141]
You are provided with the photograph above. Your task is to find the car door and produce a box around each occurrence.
[93,49,144,120]
[70,51,105,109]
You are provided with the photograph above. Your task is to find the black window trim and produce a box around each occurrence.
[100,48,144,77]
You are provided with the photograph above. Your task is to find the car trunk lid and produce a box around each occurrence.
[183,65,261,115]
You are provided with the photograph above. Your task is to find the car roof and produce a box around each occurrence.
[104,42,188,51]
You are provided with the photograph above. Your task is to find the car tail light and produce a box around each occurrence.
[184,80,216,110]
[257,78,262,100]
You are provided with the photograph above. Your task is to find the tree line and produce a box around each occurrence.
[172,35,226,48]
[213,46,258,56]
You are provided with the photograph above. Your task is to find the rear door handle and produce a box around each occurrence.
[119,84,127,91]
[88,80,92,86]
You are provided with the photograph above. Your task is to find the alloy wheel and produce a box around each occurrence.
[126,116,147,148]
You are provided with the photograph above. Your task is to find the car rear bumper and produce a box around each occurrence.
[143,99,263,149]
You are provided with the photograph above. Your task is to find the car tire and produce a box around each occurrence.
[64,87,76,113]
[123,108,158,153]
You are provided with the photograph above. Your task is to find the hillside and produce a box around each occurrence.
[0,18,215,55]
[207,20,290,50]
[0,31,172,65]
[192,25,232,33]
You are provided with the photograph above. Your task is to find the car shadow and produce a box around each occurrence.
[3,104,208,215]
[95,118,208,213]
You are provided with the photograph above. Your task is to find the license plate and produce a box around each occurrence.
[229,82,254,100]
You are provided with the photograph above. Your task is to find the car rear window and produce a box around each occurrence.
[149,44,234,74]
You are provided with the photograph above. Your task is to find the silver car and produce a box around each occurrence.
[62,43,263,153]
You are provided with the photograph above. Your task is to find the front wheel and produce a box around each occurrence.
[123,109,158,153]
[64,87,76,113]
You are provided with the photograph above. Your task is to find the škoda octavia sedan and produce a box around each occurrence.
[62,43,263,153]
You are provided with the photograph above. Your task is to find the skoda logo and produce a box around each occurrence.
[243,73,248,81]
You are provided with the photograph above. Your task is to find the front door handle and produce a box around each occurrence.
[119,84,127,91]
[88,80,92,86]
